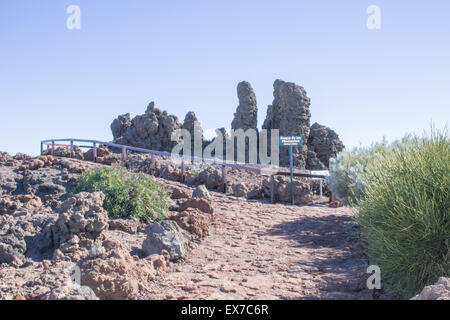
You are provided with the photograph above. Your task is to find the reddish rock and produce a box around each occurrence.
[28,159,45,171]
[170,187,192,200]
[171,208,212,238]
[84,146,110,162]
[232,182,248,198]
[329,200,343,208]
[80,239,155,300]
[108,219,139,234]
[178,198,214,214]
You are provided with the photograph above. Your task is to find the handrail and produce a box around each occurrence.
[40,138,330,203]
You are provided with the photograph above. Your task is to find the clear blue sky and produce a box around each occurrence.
[1,0,449,156]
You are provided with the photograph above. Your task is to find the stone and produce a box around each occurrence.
[178,198,214,214]
[28,159,45,171]
[263,176,312,204]
[0,152,20,167]
[306,150,328,170]
[0,194,43,215]
[0,228,27,264]
[262,79,311,168]
[47,282,99,300]
[329,200,344,208]
[147,254,167,273]
[56,192,109,240]
[0,167,22,196]
[0,260,98,300]
[111,102,183,152]
[80,239,155,300]
[167,198,179,211]
[232,182,249,198]
[231,81,258,131]
[43,146,83,160]
[192,185,211,199]
[171,208,212,238]
[411,277,450,300]
[198,167,222,189]
[83,146,110,162]
[22,167,80,204]
[108,219,139,234]
[307,122,345,167]
[183,111,204,158]
[142,220,190,260]
[247,187,263,199]
[170,186,191,200]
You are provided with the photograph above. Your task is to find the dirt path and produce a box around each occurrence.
[142,183,374,300]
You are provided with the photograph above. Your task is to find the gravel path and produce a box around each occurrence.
[143,183,374,300]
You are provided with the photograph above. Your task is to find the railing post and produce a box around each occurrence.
[221,164,226,193]
[181,159,185,182]
[320,179,323,198]
[121,147,127,162]
[93,142,97,162]
[70,140,74,158]
[270,174,275,203]
[51,140,55,156]
[40,142,43,156]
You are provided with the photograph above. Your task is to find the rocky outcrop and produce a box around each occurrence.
[411,277,450,300]
[111,102,183,152]
[263,79,311,168]
[231,81,258,131]
[306,150,328,170]
[307,123,345,167]
[110,80,344,169]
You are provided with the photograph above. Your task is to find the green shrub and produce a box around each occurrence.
[355,130,449,298]
[327,140,392,205]
[74,167,168,223]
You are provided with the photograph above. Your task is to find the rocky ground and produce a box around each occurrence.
[142,179,377,300]
[0,150,446,300]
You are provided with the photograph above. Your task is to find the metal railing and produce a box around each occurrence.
[40,138,331,203]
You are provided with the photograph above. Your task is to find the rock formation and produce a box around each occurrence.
[262,79,312,168]
[231,81,258,131]
[182,111,203,158]
[110,80,344,170]
[307,123,345,167]
[111,102,183,152]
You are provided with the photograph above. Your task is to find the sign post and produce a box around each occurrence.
[280,136,303,205]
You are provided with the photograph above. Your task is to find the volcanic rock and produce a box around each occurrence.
[142,220,190,260]
[231,81,258,131]
[111,102,182,152]
[192,185,211,199]
[307,122,345,167]
[262,79,311,168]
